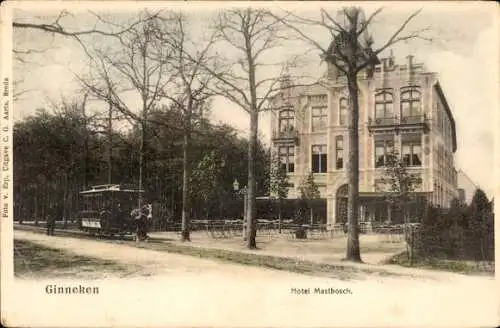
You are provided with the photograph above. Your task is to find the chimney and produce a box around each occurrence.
[280,64,292,100]
[388,49,395,68]
[407,55,414,69]
[407,55,414,82]
[380,58,386,87]
[381,58,387,70]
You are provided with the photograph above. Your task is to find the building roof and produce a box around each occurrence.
[434,81,457,152]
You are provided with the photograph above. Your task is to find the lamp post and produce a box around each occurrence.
[233,179,248,240]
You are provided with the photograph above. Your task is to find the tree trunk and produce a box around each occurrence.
[107,93,113,185]
[170,175,175,220]
[278,198,282,233]
[34,195,38,226]
[345,71,362,262]
[310,206,314,226]
[181,124,192,242]
[246,110,258,249]
[81,100,89,190]
[138,121,145,209]
[63,173,68,229]
[242,191,247,240]
[402,204,412,263]
[242,17,260,249]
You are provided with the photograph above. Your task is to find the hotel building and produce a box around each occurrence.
[269,51,458,227]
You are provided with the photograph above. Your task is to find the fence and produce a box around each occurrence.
[154,219,410,241]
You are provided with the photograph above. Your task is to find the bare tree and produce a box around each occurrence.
[205,8,309,249]
[12,10,163,101]
[74,11,218,242]
[13,10,149,36]
[276,6,428,262]
[75,11,175,207]
[155,12,218,242]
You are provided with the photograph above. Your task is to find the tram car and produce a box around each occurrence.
[78,184,145,237]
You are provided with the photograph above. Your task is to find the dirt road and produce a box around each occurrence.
[7,230,498,328]
[14,229,305,279]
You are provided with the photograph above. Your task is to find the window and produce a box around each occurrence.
[279,146,295,173]
[279,110,294,132]
[374,139,394,167]
[335,136,343,169]
[339,98,348,125]
[401,88,421,119]
[312,145,327,173]
[311,106,327,132]
[374,91,393,118]
[402,141,422,166]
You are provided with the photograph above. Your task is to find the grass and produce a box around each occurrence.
[22,226,469,280]
[14,239,134,279]
[130,240,415,281]
[15,226,415,280]
[386,251,495,276]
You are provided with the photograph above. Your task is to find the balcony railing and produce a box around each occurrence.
[368,116,398,127]
[368,114,429,133]
[272,128,299,144]
[400,114,427,125]
[399,114,429,132]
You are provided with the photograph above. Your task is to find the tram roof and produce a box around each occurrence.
[80,184,145,194]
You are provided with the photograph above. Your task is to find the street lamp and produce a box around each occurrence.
[233,178,247,240]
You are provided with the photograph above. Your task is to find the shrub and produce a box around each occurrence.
[413,189,494,262]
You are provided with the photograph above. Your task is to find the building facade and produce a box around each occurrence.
[270,53,458,227]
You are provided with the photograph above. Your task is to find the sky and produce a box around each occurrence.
[8,1,499,199]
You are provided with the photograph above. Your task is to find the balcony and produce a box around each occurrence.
[368,115,429,134]
[399,115,430,132]
[272,128,299,145]
[368,116,398,127]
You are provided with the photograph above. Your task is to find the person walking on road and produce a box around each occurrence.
[131,204,152,242]
[131,207,145,242]
[46,206,56,236]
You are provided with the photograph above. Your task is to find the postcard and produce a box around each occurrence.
[1,1,498,327]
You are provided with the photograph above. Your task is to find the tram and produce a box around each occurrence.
[78,184,145,237]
